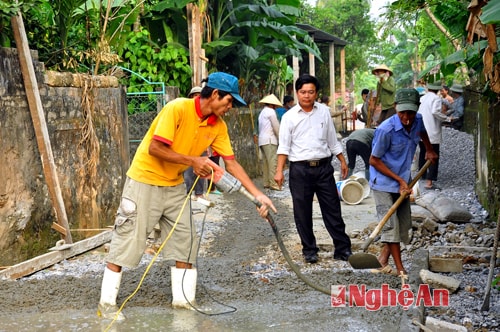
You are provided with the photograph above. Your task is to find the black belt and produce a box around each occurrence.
[291,156,332,167]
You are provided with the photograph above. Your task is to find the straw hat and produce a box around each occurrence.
[372,64,393,76]
[450,84,463,93]
[259,94,283,107]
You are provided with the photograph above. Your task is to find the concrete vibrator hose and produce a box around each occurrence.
[206,160,331,295]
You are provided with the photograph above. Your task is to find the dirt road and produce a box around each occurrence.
[0,186,414,332]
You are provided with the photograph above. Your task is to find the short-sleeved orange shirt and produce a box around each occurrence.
[127,96,235,186]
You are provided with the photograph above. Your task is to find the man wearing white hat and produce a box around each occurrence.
[188,86,202,98]
[257,94,282,190]
[372,64,396,126]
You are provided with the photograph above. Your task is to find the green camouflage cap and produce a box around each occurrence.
[395,88,420,112]
[426,82,442,91]
[450,84,463,93]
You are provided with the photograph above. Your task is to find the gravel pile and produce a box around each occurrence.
[416,128,498,331]
[342,126,499,331]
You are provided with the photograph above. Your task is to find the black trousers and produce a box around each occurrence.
[289,158,351,256]
[418,141,440,181]
[346,139,371,170]
[451,116,463,130]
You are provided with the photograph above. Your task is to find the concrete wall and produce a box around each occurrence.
[470,87,500,219]
[0,48,129,265]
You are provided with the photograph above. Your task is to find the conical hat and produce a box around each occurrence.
[259,94,283,107]
[372,64,393,76]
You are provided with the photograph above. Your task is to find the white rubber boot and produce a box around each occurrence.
[171,266,197,309]
[97,267,125,321]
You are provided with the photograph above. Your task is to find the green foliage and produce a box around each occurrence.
[479,1,500,25]
[443,38,500,72]
[300,0,376,94]
[0,0,47,47]
[206,0,319,101]
[0,0,20,15]
[432,0,469,39]
[153,0,194,11]
[235,20,320,58]
[377,0,472,88]
[493,274,500,291]
[145,0,190,46]
[120,28,192,103]
[354,70,378,102]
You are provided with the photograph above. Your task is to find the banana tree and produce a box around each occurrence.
[204,0,320,99]
[383,0,470,84]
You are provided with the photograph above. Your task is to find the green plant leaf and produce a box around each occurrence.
[479,1,500,25]
[153,0,193,11]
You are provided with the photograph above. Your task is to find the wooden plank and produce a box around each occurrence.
[71,228,111,232]
[187,3,202,86]
[0,231,112,280]
[51,222,67,237]
[340,47,346,104]
[11,12,72,243]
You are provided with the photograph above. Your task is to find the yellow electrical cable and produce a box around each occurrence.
[104,169,216,331]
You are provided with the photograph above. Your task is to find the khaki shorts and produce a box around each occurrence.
[372,189,411,244]
[107,178,199,268]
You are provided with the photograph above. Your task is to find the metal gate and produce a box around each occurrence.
[118,67,166,158]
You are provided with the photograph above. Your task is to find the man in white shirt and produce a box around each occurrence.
[418,82,451,189]
[274,74,352,264]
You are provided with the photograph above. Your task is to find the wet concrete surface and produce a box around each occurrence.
[0,184,435,332]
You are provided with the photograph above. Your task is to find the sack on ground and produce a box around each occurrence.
[411,204,438,222]
[415,193,473,223]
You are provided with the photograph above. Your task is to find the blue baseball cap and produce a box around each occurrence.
[206,72,247,106]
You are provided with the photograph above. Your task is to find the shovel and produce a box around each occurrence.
[348,160,431,269]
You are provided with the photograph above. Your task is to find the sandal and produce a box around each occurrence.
[399,271,409,285]
[370,265,399,276]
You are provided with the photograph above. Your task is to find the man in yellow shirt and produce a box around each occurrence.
[97,72,276,320]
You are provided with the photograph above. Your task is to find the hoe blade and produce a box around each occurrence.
[348,252,382,269]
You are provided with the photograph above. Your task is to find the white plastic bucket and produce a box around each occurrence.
[336,179,364,205]
[333,171,341,182]
[349,173,370,199]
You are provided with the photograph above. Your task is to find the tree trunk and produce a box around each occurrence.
[424,5,461,51]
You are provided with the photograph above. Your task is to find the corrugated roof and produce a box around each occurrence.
[296,23,347,46]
